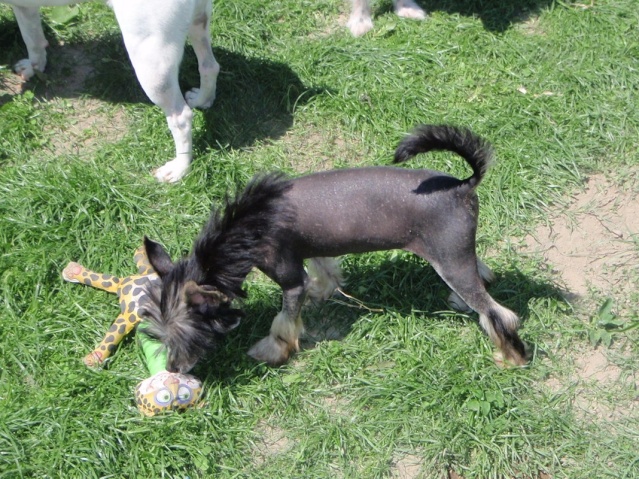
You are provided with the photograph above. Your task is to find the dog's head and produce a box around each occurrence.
[140,237,243,374]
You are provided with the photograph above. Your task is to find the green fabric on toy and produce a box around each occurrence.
[63,244,202,416]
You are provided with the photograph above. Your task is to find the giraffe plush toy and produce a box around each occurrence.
[62,245,203,416]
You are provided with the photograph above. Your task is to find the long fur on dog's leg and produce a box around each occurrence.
[478,303,527,367]
[247,311,303,366]
[247,333,293,367]
[248,282,306,366]
[306,257,344,302]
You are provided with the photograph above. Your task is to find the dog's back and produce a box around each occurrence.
[280,125,492,258]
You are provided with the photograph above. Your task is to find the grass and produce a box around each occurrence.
[1,0,638,477]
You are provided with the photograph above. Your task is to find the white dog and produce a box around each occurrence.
[5,0,220,183]
[348,0,426,37]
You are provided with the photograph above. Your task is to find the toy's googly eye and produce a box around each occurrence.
[154,389,173,406]
[177,386,192,404]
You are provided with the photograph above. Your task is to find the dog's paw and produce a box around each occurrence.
[247,336,294,366]
[185,88,215,109]
[394,0,427,20]
[14,59,35,81]
[493,349,528,369]
[153,157,190,183]
[347,14,374,37]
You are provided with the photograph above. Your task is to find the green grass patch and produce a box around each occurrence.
[1,0,638,477]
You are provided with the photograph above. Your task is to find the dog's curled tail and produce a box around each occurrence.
[394,124,493,189]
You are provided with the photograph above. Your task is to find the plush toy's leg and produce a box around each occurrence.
[133,246,155,276]
[83,312,141,367]
[62,262,121,294]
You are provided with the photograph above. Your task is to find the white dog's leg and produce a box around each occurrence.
[393,0,427,20]
[111,1,199,183]
[347,0,374,37]
[184,2,219,109]
[12,6,49,80]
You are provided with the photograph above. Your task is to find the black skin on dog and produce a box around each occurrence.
[141,125,527,373]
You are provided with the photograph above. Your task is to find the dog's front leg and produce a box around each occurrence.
[248,285,306,366]
[12,6,49,80]
[347,0,374,37]
[111,2,198,183]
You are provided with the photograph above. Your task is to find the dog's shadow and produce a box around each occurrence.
[199,254,565,384]
[0,20,324,152]
[379,0,555,32]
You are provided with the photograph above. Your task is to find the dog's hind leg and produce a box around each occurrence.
[12,6,48,80]
[393,0,427,20]
[448,259,494,312]
[410,244,527,366]
[440,263,526,366]
[184,1,220,110]
[306,257,344,303]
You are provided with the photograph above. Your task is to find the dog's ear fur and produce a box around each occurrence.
[144,236,174,277]
[183,281,228,306]
[183,281,242,334]
[212,308,243,334]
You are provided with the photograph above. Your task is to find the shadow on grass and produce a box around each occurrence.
[0,23,325,152]
[379,0,554,32]
[199,253,566,383]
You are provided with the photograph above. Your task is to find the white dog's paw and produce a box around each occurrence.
[347,15,374,37]
[395,0,427,20]
[185,88,215,109]
[14,59,35,81]
[152,157,190,183]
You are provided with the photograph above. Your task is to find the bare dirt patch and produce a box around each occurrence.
[391,453,423,479]
[523,173,639,309]
[1,44,129,157]
[252,421,293,467]
[279,125,367,173]
[45,99,128,158]
[546,348,638,422]
[524,173,638,423]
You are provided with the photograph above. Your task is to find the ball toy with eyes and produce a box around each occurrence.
[134,331,202,416]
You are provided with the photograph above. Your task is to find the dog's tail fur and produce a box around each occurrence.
[393,125,493,189]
